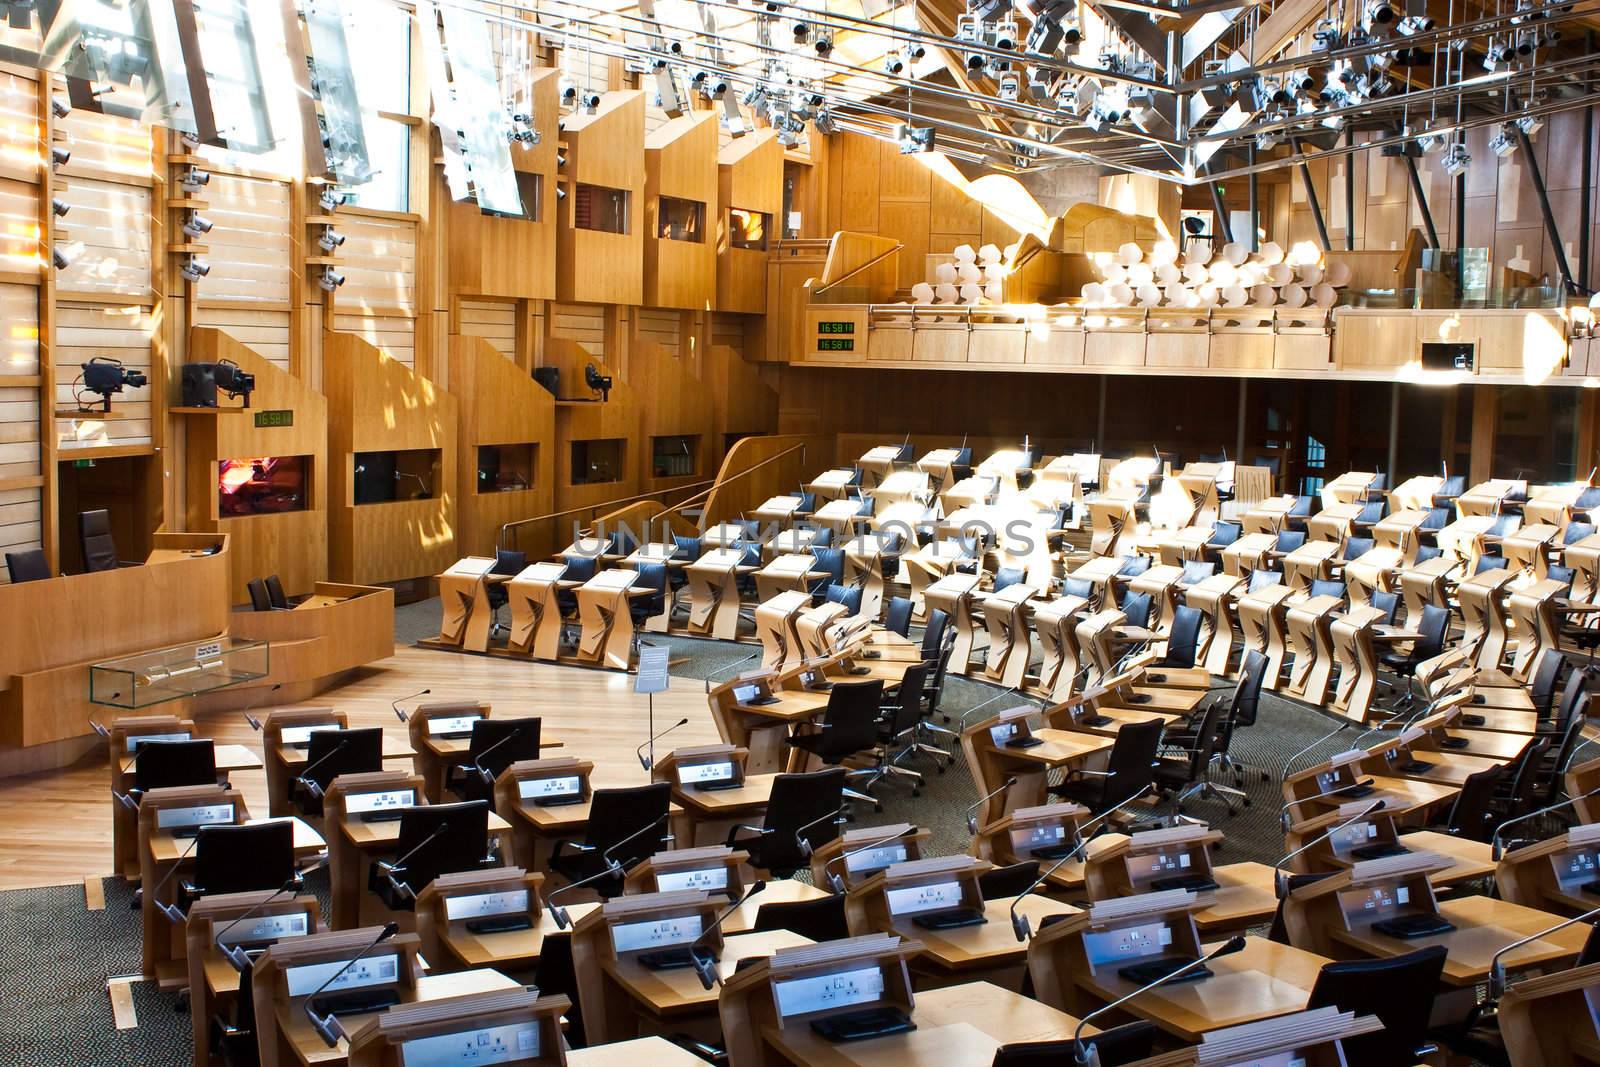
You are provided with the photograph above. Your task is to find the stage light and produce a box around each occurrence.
[317,227,345,253]
[179,255,210,283]
[318,267,345,292]
[896,123,935,154]
[51,245,70,270]
[182,213,213,238]
[179,166,209,193]
[1489,125,1517,157]
[50,145,69,168]
[1442,143,1471,176]
[1516,114,1543,136]
[50,197,68,217]
[50,96,69,119]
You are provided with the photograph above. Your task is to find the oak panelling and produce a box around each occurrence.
[324,330,458,585]
[700,432,829,529]
[557,91,644,305]
[224,581,396,703]
[446,334,556,557]
[182,328,328,601]
[337,213,418,314]
[54,302,155,453]
[54,174,150,295]
[716,130,782,313]
[633,340,714,494]
[0,178,40,273]
[644,112,717,310]
[0,69,39,179]
[445,68,558,302]
[707,342,777,448]
[458,299,517,360]
[333,310,417,370]
[191,306,293,371]
[549,302,607,360]
[546,338,642,517]
[0,386,40,481]
[193,172,293,307]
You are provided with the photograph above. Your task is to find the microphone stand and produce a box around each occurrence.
[1273,799,1386,896]
[304,923,402,1047]
[966,776,1019,834]
[151,832,206,924]
[374,823,452,902]
[214,866,320,971]
[691,880,768,989]
[704,651,762,694]
[1279,776,1380,830]
[242,683,283,731]
[546,814,673,928]
[467,727,526,787]
[637,717,690,771]
[1491,785,1600,861]
[1488,904,1600,999]
[390,689,431,722]
[293,740,351,801]
[1070,938,1248,1065]
[1011,785,1156,941]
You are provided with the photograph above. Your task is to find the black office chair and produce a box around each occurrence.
[1050,717,1162,813]
[79,508,126,572]
[1489,735,1551,824]
[532,935,586,1047]
[1341,536,1375,563]
[628,562,668,629]
[860,663,929,795]
[264,575,293,609]
[556,553,598,619]
[1154,698,1240,817]
[991,1022,1160,1067]
[1379,603,1448,682]
[180,822,297,908]
[1532,698,1589,807]
[371,800,492,910]
[247,578,273,612]
[920,609,949,662]
[1158,607,1202,670]
[1438,764,1504,843]
[211,957,261,1066]
[1306,946,1448,1066]
[1212,649,1269,786]
[293,727,384,816]
[5,548,48,583]
[1433,475,1465,507]
[884,596,913,637]
[992,566,1025,592]
[825,583,864,616]
[727,767,845,876]
[978,861,1040,900]
[753,894,850,942]
[1308,578,1346,601]
[1527,650,1565,722]
[669,535,701,592]
[134,739,218,797]
[445,717,541,804]
[786,679,884,810]
[1207,521,1242,553]
[548,782,672,894]
[486,548,526,636]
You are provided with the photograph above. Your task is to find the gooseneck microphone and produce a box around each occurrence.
[823,825,918,894]
[1011,784,1156,942]
[704,651,762,693]
[1272,799,1386,896]
[1070,937,1247,1065]
[243,683,284,731]
[391,689,432,722]
[1488,904,1600,999]
[305,923,402,1047]
[213,868,317,972]
[637,718,690,770]
[966,777,1018,833]
[545,814,673,929]
[690,880,768,989]
[374,822,451,902]
[293,740,351,800]
[1491,785,1600,861]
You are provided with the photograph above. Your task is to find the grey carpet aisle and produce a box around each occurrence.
[0,599,1391,1064]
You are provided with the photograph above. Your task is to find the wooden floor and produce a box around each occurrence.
[0,644,726,892]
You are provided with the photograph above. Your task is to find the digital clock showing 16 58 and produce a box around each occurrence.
[816,321,855,334]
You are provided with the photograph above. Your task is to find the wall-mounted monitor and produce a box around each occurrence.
[218,456,310,517]
[354,449,440,504]
[728,208,770,251]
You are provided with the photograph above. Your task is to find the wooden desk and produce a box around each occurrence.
[1499,960,1600,1066]
[686,548,748,640]
[982,583,1037,688]
[1187,573,1246,677]
[1322,471,1378,509]
[436,556,497,652]
[506,562,570,659]
[670,773,778,848]
[922,573,981,674]
[961,716,1114,827]
[755,590,813,672]
[1306,502,1363,545]
[1026,595,1090,702]
[1241,496,1296,535]
[890,894,1067,979]
[1281,540,1340,591]
[1284,595,1343,705]
[575,569,640,670]
[568,1036,713,1067]
[842,534,891,622]
[1237,584,1293,690]
[754,555,825,603]
[118,743,264,778]
[602,929,810,1032]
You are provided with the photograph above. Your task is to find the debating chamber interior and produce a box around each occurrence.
[5,0,1600,1064]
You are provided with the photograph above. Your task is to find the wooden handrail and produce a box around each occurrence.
[814,242,905,297]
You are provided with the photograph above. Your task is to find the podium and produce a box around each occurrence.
[413,866,547,977]
[1457,477,1521,516]
[1282,799,1493,887]
[184,889,321,1067]
[796,601,852,662]
[1494,822,1600,916]
[406,701,492,802]
[1284,595,1343,705]
[574,568,639,670]
[1026,595,1090,701]
[1187,574,1245,677]
[346,988,571,1067]
[1499,960,1600,1065]
[652,744,773,848]
[1237,585,1293,690]
[1502,522,1558,584]
[753,553,822,603]
[507,562,569,658]
[436,556,497,651]
[923,572,982,676]
[1458,567,1516,671]
[981,582,1037,688]
[754,590,811,671]
[139,783,250,984]
[1400,554,1459,620]
[323,771,426,929]
[685,548,747,639]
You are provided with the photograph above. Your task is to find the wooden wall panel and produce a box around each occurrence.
[194,172,293,306]
[557,91,644,305]
[636,308,682,359]
[337,214,417,314]
[458,299,517,360]
[644,112,717,310]
[332,311,417,370]
[716,130,782,313]
[54,303,155,453]
[633,340,714,492]
[54,175,150,296]
[191,307,292,371]
[549,302,607,360]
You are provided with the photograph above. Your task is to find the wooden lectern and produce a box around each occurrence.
[971,802,1093,889]
[981,582,1037,688]
[1130,1007,1385,1067]
[494,757,596,871]
[685,548,747,639]
[1284,595,1343,705]
[1499,960,1600,1065]
[1236,584,1293,690]
[407,702,493,802]
[507,562,570,658]
[323,771,425,929]
[753,590,811,671]
[436,557,497,651]
[1186,573,1245,676]
[1495,822,1600,916]
[923,572,982,675]
[1025,594,1090,701]
[413,866,548,977]
[961,707,1113,825]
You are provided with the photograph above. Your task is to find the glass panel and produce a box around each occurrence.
[1495,385,1579,482]
[91,637,270,708]
[574,184,628,234]
[353,449,439,504]
[657,196,704,242]
[191,0,273,153]
[414,0,468,201]
[438,0,523,217]
[477,443,536,492]
[39,0,198,134]
[300,0,375,189]
[728,207,769,251]
[571,439,624,485]
[218,456,310,517]
[651,434,697,477]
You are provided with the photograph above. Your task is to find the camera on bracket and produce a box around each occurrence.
[78,357,148,413]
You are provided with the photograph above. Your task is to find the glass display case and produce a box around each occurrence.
[90,637,270,709]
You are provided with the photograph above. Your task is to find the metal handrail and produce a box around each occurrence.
[496,441,808,551]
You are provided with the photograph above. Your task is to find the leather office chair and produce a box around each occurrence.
[1117,555,1151,580]
[977,860,1040,900]
[1049,717,1162,813]
[1475,555,1508,574]
[1119,590,1153,629]
[1160,606,1202,669]
[247,578,273,612]
[1308,578,1346,601]
[1489,736,1551,824]
[825,583,863,616]
[785,680,884,810]
[548,783,672,895]
[753,894,849,941]
[859,663,928,795]
[293,727,383,817]
[884,596,913,637]
[627,562,668,631]
[264,575,293,609]
[1370,590,1399,625]
[371,801,492,910]
[1306,947,1447,1067]
[1178,560,1215,586]
[210,956,262,1066]
[531,935,586,1047]
[445,717,541,804]
[1380,603,1448,681]
[809,546,845,601]
[557,554,597,617]
[181,822,296,908]
[1439,765,1504,844]
[133,739,218,797]
[726,767,845,877]
[1061,577,1094,599]
[991,1023,1160,1067]
[1154,698,1239,817]
[79,509,125,572]
[4,548,48,583]
[486,548,526,635]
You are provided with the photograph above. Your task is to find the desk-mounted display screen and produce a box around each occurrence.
[815,338,855,352]
[401,1022,539,1067]
[285,951,400,996]
[657,866,731,893]
[444,889,529,922]
[156,803,235,830]
[217,911,310,946]
[1083,921,1171,966]
[1009,823,1069,855]
[1336,883,1408,923]
[731,683,763,703]
[678,762,736,785]
[773,965,885,1018]
[345,789,416,816]
[611,914,704,954]
[1329,820,1380,858]
[885,881,964,917]
[219,456,310,517]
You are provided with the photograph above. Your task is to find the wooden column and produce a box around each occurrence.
[1469,384,1499,485]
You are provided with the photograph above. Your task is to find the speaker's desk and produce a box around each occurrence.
[226,582,395,701]
[755,981,1088,1067]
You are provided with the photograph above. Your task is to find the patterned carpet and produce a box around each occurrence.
[0,602,1392,1065]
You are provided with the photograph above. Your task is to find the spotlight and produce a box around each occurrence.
[50,145,69,168]
[1515,114,1543,136]
[318,267,345,292]
[813,31,832,55]
[1489,125,1517,157]
[579,91,600,113]
[559,79,578,104]
[51,245,70,270]
[178,130,202,150]
[1415,132,1444,154]
[884,51,905,75]
[812,109,837,135]
[996,72,1021,101]
[895,122,935,154]
[179,255,210,283]
[182,213,213,238]
[50,197,68,217]
[1442,143,1471,176]
[50,96,69,119]
[907,42,927,60]
[179,166,209,193]
[319,187,347,212]
[317,227,345,253]
[78,357,147,412]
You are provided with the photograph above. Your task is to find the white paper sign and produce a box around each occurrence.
[635,645,670,694]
